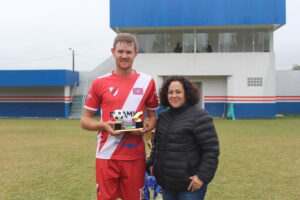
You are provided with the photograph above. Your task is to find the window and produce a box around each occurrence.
[229,32,244,52]
[263,31,270,52]
[134,29,272,53]
[196,33,207,53]
[150,34,165,53]
[247,77,263,87]
[183,31,194,53]
[207,32,218,52]
[136,34,147,53]
[219,32,231,52]
[254,32,264,52]
[165,32,182,53]
[244,32,253,52]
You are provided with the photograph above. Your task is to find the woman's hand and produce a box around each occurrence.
[188,175,204,192]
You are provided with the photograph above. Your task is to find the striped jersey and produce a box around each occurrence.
[84,70,158,160]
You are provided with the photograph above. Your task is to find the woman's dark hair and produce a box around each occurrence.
[159,76,200,107]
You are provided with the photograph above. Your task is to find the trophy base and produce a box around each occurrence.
[114,123,122,130]
[118,128,143,132]
[114,121,144,131]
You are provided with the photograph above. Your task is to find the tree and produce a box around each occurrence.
[292,64,300,70]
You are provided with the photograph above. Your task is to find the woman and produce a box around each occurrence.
[146,76,220,200]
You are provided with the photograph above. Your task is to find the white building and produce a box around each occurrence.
[80,0,289,119]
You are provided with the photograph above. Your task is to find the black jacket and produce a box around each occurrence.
[146,103,220,191]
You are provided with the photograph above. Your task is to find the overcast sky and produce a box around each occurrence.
[0,0,299,71]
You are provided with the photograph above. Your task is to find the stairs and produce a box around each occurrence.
[69,95,84,119]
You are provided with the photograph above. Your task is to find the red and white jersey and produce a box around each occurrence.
[84,70,158,160]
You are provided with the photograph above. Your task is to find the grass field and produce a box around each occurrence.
[1,116,300,200]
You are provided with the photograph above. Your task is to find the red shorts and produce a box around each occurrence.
[96,158,145,200]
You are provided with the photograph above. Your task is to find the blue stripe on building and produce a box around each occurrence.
[0,102,72,118]
[205,103,277,119]
[276,102,300,114]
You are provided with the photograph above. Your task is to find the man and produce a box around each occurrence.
[80,33,158,200]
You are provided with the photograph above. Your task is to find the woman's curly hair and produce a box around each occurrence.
[159,76,200,107]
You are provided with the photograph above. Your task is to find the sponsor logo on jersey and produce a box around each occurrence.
[133,88,143,95]
[110,110,138,118]
[114,141,138,149]
[109,87,119,96]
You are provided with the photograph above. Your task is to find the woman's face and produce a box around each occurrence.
[167,81,186,108]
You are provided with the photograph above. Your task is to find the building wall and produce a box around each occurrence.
[0,86,72,118]
[133,52,276,118]
[276,71,300,114]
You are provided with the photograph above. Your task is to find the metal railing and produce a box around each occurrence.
[81,79,91,108]
[70,81,78,103]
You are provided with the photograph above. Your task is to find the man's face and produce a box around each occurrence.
[111,42,138,71]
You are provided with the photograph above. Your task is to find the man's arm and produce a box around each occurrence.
[80,109,122,136]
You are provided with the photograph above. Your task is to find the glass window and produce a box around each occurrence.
[230,32,244,52]
[207,32,218,52]
[165,32,182,53]
[219,32,231,52]
[196,33,207,53]
[136,34,147,53]
[149,33,166,53]
[219,32,245,52]
[183,31,194,53]
[254,32,264,52]
[263,31,270,52]
[244,32,253,52]
[133,29,272,54]
[196,31,219,53]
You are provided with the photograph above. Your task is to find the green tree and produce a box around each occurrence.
[292,64,300,70]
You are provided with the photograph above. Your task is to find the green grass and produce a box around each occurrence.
[0,119,96,200]
[1,116,300,200]
[208,115,300,200]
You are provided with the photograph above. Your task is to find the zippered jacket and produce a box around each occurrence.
[146,103,220,191]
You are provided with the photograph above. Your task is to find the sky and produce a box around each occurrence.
[0,0,299,71]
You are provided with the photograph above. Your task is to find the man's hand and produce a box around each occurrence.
[102,121,123,136]
[188,175,204,192]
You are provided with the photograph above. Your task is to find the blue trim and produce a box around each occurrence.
[276,102,300,114]
[205,103,276,119]
[65,103,72,118]
[110,0,285,28]
[205,103,226,117]
[0,103,71,118]
[0,70,79,86]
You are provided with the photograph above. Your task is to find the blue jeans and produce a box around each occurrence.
[161,185,207,200]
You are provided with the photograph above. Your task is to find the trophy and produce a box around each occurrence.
[112,110,144,131]
[112,110,125,131]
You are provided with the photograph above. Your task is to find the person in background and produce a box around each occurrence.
[80,33,159,200]
[173,42,183,53]
[205,41,212,52]
[146,76,220,200]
